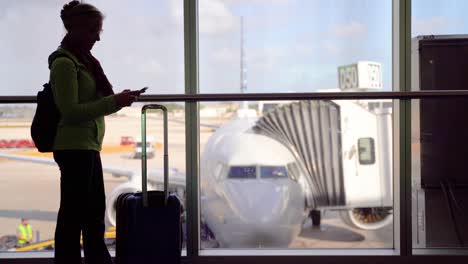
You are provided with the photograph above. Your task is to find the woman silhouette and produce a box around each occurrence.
[50,1,140,263]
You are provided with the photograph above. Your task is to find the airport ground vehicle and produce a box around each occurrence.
[0,228,117,252]
[132,136,155,159]
[120,136,135,146]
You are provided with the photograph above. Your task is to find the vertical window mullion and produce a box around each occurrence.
[184,0,200,257]
[404,0,413,256]
[395,0,412,257]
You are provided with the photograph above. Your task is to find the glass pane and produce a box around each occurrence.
[199,99,394,251]
[412,0,466,36]
[199,0,393,94]
[0,0,184,96]
[411,33,468,250]
[411,99,468,249]
[0,102,186,253]
[358,138,376,165]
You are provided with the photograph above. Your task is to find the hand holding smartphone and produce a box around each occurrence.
[130,87,148,95]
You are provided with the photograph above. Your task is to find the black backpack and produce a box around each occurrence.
[30,55,77,152]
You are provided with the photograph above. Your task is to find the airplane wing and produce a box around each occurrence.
[148,168,186,188]
[0,152,135,179]
[0,152,56,166]
[0,152,185,188]
[171,118,221,130]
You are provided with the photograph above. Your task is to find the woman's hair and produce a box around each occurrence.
[60,1,104,32]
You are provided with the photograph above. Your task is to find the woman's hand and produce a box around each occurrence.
[114,89,137,108]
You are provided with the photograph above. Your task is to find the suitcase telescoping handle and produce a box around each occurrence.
[141,104,168,207]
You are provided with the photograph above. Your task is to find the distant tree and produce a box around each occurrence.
[164,103,184,113]
[249,103,258,110]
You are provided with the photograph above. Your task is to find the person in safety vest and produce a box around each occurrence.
[16,218,33,246]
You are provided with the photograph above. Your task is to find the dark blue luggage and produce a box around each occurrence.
[115,104,182,264]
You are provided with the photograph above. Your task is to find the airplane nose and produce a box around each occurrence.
[218,180,305,247]
[225,180,301,224]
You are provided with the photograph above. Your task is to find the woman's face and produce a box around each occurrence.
[70,18,103,51]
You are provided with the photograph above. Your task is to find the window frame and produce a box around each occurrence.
[3,0,468,262]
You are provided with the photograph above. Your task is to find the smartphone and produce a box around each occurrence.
[139,87,148,93]
[131,87,148,95]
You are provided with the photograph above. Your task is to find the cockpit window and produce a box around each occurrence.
[260,166,288,178]
[228,166,257,179]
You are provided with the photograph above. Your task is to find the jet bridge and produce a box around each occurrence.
[252,100,345,208]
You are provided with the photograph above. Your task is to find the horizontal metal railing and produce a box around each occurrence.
[3,90,468,103]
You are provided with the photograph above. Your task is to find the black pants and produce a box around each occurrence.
[53,150,113,264]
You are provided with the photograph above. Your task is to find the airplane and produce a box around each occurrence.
[0,97,393,248]
[199,117,306,247]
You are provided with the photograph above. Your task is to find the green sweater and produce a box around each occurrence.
[48,48,120,151]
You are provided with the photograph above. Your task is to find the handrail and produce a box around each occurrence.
[2,90,468,103]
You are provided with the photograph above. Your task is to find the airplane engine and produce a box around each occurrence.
[105,182,138,227]
[339,207,393,230]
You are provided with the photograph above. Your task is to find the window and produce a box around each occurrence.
[260,166,288,179]
[412,0,466,37]
[0,0,185,254]
[227,166,257,179]
[0,102,187,254]
[0,0,184,96]
[197,0,394,250]
[199,100,393,251]
[5,0,445,261]
[358,138,376,165]
[199,0,393,94]
[412,1,468,251]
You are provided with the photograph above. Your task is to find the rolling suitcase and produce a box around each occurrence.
[115,104,182,264]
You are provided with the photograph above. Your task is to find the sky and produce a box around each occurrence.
[0,0,466,96]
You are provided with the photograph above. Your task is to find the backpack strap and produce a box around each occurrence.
[52,54,79,73]
[46,54,79,89]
